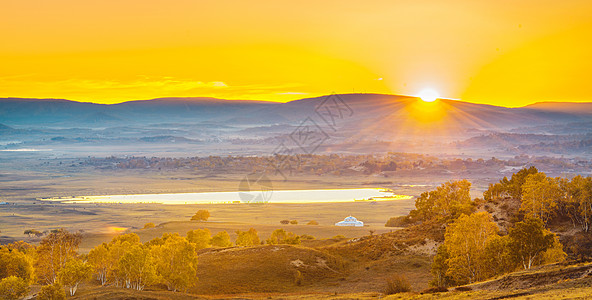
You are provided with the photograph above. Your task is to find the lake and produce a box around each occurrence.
[41,188,412,204]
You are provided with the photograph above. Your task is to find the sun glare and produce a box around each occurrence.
[417,89,439,102]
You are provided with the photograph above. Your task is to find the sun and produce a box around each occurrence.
[417,89,439,102]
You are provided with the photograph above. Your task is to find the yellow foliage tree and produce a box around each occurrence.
[34,229,82,284]
[151,234,198,292]
[191,210,210,221]
[0,276,29,300]
[0,247,33,283]
[235,228,260,247]
[520,173,561,224]
[186,229,211,250]
[444,212,499,284]
[210,231,233,247]
[58,258,92,296]
[87,243,110,285]
[117,244,156,291]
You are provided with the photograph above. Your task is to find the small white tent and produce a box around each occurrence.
[335,216,364,227]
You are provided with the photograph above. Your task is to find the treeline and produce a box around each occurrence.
[0,227,306,298]
[386,167,592,287]
[80,153,588,176]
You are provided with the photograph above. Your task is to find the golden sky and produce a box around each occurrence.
[1,0,591,106]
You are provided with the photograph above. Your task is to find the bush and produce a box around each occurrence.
[385,275,412,294]
[143,222,155,229]
[385,215,413,227]
[0,276,29,300]
[191,210,210,221]
[306,220,319,225]
[289,220,298,225]
[37,283,66,300]
[280,220,290,224]
[300,234,315,240]
[266,229,301,245]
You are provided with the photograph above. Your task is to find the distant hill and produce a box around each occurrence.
[524,102,592,115]
[1,95,591,135]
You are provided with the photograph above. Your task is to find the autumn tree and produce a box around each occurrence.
[186,229,211,250]
[266,229,301,245]
[508,217,557,269]
[559,175,592,231]
[191,210,210,221]
[443,212,499,284]
[430,244,453,287]
[411,180,474,221]
[34,228,82,284]
[235,228,260,247]
[37,283,66,300]
[484,166,539,202]
[520,173,562,224]
[58,258,92,296]
[0,276,29,300]
[117,244,156,291]
[151,234,198,292]
[0,247,33,283]
[210,231,232,247]
[87,243,110,286]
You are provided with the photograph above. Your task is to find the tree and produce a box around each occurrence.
[559,176,592,232]
[430,244,453,287]
[107,233,142,287]
[87,243,110,286]
[410,180,474,221]
[191,210,210,221]
[117,244,156,291]
[266,229,301,245]
[151,235,198,292]
[0,276,29,300]
[37,283,66,300]
[58,258,92,296]
[34,228,82,284]
[520,173,561,224]
[484,166,539,202]
[143,223,156,229]
[186,229,211,250]
[210,231,232,247]
[508,217,555,269]
[483,235,516,277]
[0,247,33,283]
[235,228,260,247]
[443,212,498,284]
[23,229,41,237]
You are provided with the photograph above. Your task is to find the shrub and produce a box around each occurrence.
[266,229,300,245]
[0,276,29,300]
[37,283,66,300]
[289,220,298,225]
[385,215,413,227]
[385,275,412,294]
[280,220,290,225]
[191,210,210,221]
[306,220,319,225]
[332,235,346,239]
[300,234,315,240]
[143,223,155,229]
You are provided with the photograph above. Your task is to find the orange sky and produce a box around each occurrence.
[1,0,592,106]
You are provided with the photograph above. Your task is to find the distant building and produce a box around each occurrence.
[335,216,364,227]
